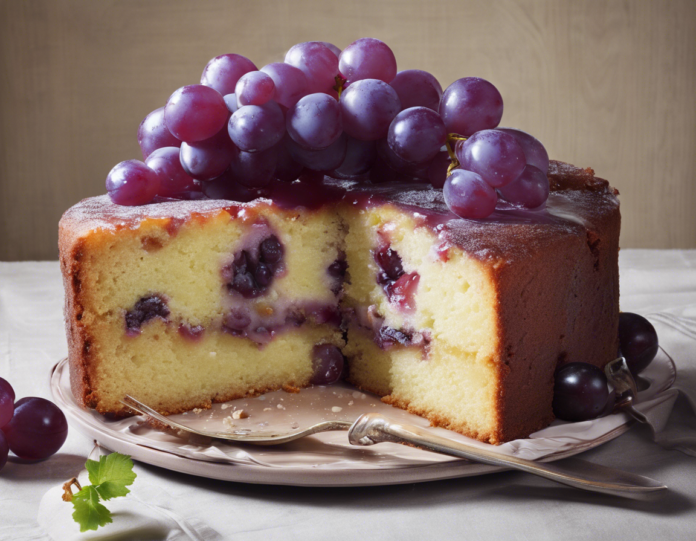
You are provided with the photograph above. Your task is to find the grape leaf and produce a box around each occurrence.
[85,452,137,500]
[71,486,113,532]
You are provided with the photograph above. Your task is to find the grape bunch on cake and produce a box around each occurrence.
[59,38,621,444]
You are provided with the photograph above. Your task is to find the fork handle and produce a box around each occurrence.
[348,413,665,500]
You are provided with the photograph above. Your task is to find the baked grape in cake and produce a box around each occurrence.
[60,37,625,444]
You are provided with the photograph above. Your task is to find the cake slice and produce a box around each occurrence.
[59,161,620,443]
[60,197,346,416]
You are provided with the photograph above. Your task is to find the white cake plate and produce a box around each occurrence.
[51,351,676,487]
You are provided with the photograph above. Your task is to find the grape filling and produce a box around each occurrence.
[374,244,419,312]
[125,295,170,335]
[226,235,285,298]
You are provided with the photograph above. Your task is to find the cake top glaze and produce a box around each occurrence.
[61,160,619,264]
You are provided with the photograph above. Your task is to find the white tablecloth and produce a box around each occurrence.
[1,251,695,540]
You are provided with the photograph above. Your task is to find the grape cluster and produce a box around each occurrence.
[106,38,549,219]
[0,377,68,471]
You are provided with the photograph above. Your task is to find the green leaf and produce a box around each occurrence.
[71,486,113,532]
[85,453,137,500]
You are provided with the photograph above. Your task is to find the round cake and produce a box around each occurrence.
[59,160,620,444]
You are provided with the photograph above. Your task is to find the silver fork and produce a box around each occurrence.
[605,356,649,424]
[121,393,666,499]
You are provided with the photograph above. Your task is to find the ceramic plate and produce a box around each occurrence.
[51,350,676,486]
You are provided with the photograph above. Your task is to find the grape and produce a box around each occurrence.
[106,160,160,206]
[2,397,68,460]
[443,169,497,219]
[369,154,400,184]
[320,41,342,58]
[376,139,429,180]
[260,62,308,109]
[310,344,344,385]
[180,126,236,181]
[287,93,342,150]
[340,79,401,141]
[553,363,609,422]
[223,94,239,114]
[498,164,549,208]
[164,85,229,143]
[201,53,257,96]
[497,127,549,174]
[284,42,339,95]
[145,147,196,196]
[229,144,279,188]
[0,377,14,429]
[455,130,526,188]
[339,38,397,84]
[387,107,447,165]
[439,77,503,137]
[427,151,451,189]
[275,142,305,182]
[334,136,376,177]
[138,107,181,159]
[228,101,285,153]
[286,133,347,171]
[235,71,276,107]
[201,170,262,202]
[0,430,7,471]
[619,313,659,375]
[390,69,443,111]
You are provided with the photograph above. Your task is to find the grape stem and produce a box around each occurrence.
[62,477,82,502]
[333,74,347,100]
[445,134,467,176]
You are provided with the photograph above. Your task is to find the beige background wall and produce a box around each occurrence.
[1,0,695,260]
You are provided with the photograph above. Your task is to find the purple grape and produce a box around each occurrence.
[164,85,229,143]
[275,143,304,182]
[223,94,239,114]
[2,397,68,460]
[443,169,497,219]
[339,38,397,84]
[387,107,447,165]
[106,160,160,206]
[553,363,609,422]
[390,69,443,111]
[202,170,262,202]
[235,71,276,107]
[180,126,236,181]
[145,147,197,196]
[0,377,14,429]
[201,53,257,96]
[427,151,451,189]
[229,144,279,188]
[284,42,339,95]
[619,313,659,375]
[498,164,549,208]
[138,107,181,159]
[340,79,401,141]
[286,133,347,171]
[287,93,342,150]
[0,430,8,471]
[320,41,342,58]
[439,77,503,137]
[334,136,376,177]
[310,344,344,385]
[376,139,429,180]
[455,130,526,188]
[496,127,549,174]
[228,100,285,153]
[260,62,308,109]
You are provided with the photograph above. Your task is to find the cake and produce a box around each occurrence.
[59,160,620,444]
